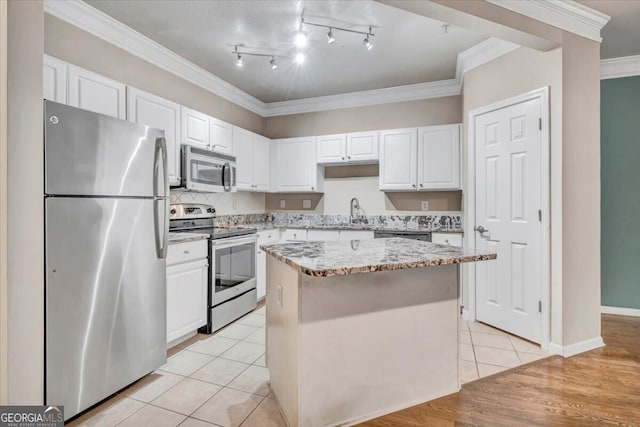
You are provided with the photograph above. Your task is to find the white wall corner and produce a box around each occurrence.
[43,0,267,116]
[485,0,610,43]
[601,305,640,317]
[548,336,605,358]
[600,55,640,80]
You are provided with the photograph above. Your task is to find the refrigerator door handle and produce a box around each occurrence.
[154,137,169,198]
[154,199,168,259]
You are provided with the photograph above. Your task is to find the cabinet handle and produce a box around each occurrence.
[184,250,190,255]
[342,157,345,160]
[412,184,416,188]
[445,240,450,244]
[348,156,351,159]
[311,186,314,190]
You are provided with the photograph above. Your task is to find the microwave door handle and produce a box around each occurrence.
[221,163,227,191]
[223,162,231,192]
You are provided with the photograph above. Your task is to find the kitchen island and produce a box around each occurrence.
[260,238,496,427]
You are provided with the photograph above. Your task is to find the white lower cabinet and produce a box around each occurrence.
[166,240,208,344]
[257,229,281,300]
[339,230,375,240]
[282,229,308,241]
[431,232,463,247]
[307,230,340,241]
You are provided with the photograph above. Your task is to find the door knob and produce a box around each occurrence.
[475,226,487,234]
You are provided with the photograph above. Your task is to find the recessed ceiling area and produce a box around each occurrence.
[83,0,488,103]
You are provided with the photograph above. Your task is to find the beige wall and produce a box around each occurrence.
[44,14,264,134]
[265,96,463,215]
[462,46,563,343]
[7,0,44,403]
[263,96,461,138]
[560,33,601,346]
[0,0,7,405]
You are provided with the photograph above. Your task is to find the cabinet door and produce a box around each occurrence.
[339,230,375,240]
[431,232,463,247]
[252,134,271,191]
[43,55,67,103]
[307,230,340,241]
[181,107,210,149]
[379,128,417,191]
[256,249,267,300]
[282,229,308,241]
[68,65,126,119]
[127,87,181,186]
[233,126,254,191]
[347,131,378,162]
[273,137,318,192]
[317,134,346,164]
[210,117,233,155]
[166,259,208,343]
[417,124,461,190]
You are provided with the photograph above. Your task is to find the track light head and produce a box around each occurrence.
[270,57,278,70]
[362,35,373,50]
[295,52,305,65]
[236,54,243,67]
[294,29,307,48]
[327,28,335,44]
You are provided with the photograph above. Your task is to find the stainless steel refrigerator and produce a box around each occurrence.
[44,101,169,420]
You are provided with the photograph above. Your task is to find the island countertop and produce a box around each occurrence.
[261,237,496,277]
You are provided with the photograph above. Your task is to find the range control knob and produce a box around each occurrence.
[170,208,177,215]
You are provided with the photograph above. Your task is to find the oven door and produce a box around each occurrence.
[211,234,257,305]
[183,145,235,193]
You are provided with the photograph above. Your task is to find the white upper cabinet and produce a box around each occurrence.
[417,124,461,190]
[67,65,126,119]
[252,134,271,191]
[272,137,323,193]
[210,117,233,155]
[181,107,210,149]
[43,55,67,103]
[347,131,378,162]
[317,134,347,164]
[317,131,378,165]
[379,128,418,191]
[127,87,181,186]
[233,127,271,192]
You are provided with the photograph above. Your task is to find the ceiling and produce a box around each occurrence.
[83,0,488,103]
[579,1,640,59]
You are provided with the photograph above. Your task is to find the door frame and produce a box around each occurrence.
[466,87,550,349]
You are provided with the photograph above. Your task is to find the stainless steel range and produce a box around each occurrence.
[169,203,257,333]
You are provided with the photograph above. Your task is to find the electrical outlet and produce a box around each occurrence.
[421,201,429,211]
[232,198,237,209]
[280,199,286,209]
[303,199,311,209]
[277,284,283,307]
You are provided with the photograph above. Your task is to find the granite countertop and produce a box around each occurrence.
[250,223,463,234]
[168,232,209,244]
[261,238,495,277]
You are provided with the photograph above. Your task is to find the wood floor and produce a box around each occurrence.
[360,314,640,427]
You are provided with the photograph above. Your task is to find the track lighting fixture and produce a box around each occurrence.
[295,52,305,65]
[362,35,373,50]
[232,46,282,70]
[327,28,335,44]
[294,28,307,48]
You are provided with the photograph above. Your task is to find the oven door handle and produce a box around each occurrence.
[211,234,257,250]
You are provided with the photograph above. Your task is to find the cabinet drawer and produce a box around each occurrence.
[167,239,208,266]
[431,233,463,247]
[257,229,280,245]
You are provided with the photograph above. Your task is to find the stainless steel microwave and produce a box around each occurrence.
[181,145,237,192]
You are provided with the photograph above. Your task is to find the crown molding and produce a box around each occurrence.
[44,0,519,117]
[486,0,610,43]
[43,0,267,115]
[262,79,461,117]
[600,55,640,80]
[455,37,520,84]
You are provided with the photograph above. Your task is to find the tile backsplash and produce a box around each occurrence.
[169,190,265,215]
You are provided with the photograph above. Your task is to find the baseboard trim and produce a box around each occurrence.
[548,336,604,358]
[601,305,640,317]
[461,309,474,322]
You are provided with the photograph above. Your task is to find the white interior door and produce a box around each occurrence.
[474,96,542,343]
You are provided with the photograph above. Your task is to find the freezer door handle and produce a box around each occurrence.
[154,199,168,259]
[154,137,169,198]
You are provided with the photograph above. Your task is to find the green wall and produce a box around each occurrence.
[601,76,640,309]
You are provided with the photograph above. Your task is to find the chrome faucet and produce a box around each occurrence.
[350,197,360,223]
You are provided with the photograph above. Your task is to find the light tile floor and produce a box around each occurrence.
[68,305,548,426]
